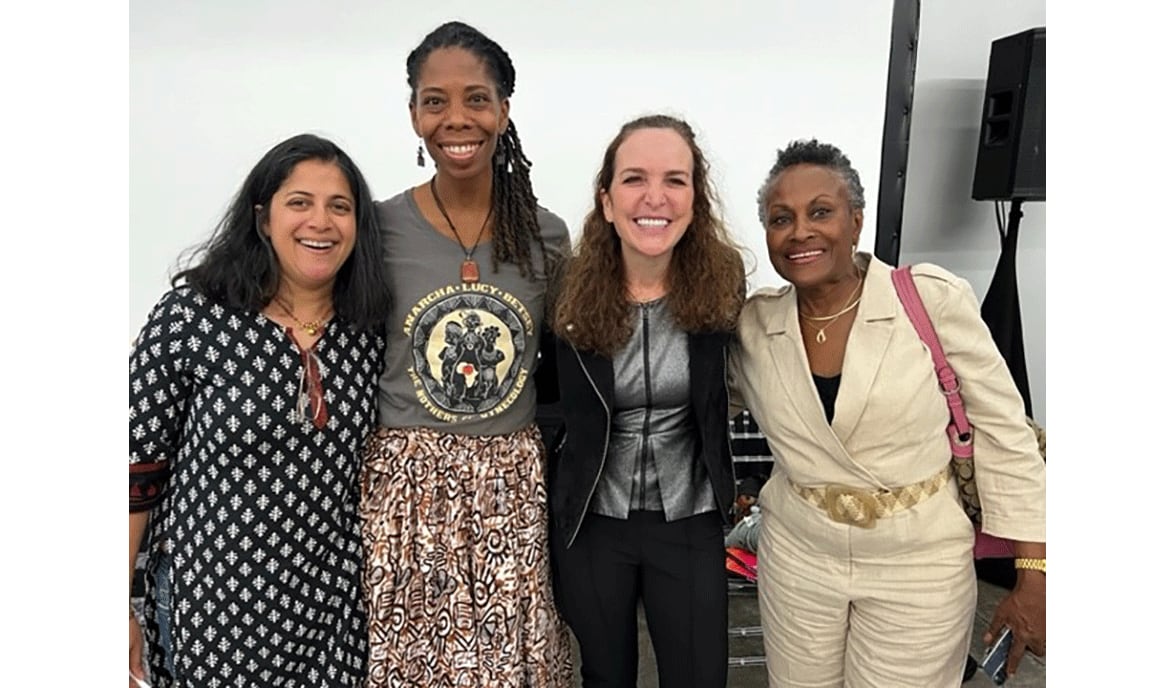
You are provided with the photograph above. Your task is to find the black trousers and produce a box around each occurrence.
[552,510,727,688]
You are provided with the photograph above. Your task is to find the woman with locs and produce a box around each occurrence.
[359,21,573,687]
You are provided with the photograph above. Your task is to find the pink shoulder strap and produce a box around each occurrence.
[890,266,974,457]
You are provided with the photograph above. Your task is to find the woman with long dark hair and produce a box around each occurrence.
[129,133,393,687]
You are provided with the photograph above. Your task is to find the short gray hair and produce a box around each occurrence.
[756,139,866,225]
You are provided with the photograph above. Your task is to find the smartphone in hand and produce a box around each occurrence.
[980,627,1014,685]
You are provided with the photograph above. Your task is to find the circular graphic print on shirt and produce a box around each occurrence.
[409,289,529,418]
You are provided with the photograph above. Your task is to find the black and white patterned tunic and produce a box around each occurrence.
[129,287,383,687]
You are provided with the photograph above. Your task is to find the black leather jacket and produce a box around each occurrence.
[543,330,736,550]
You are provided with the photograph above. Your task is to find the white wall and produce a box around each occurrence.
[132,1,1046,417]
[901,0,1047,424]
[129,0,895,339]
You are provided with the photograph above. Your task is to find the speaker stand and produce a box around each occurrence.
[1006,198,1024,239]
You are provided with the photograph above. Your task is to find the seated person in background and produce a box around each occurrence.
[726,475,767,554]
[732,474,766,523]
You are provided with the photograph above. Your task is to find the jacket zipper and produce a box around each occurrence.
[638,304,653,509]
[568,347,611,547]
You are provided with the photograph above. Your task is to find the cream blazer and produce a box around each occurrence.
[729,255,1046,543]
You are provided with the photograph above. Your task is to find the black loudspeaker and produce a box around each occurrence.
[971,27,1045,201]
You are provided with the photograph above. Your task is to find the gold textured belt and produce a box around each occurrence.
[789,465,951,529]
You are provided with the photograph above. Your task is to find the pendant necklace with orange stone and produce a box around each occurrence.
[429,176,492,284]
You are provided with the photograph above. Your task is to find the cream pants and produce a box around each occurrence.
[757,474,977,687]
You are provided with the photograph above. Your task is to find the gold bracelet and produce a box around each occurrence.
[1014,557,1046,574]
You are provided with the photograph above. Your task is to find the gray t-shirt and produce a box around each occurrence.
[375,189,569,435]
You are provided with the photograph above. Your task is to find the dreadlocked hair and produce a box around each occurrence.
[407,21,553,282]
[553,114,747,357]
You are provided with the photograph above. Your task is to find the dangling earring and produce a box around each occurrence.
[416,140,425,168]
[494,135,506,167]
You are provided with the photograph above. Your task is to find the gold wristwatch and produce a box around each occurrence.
[1013,557,1046,574]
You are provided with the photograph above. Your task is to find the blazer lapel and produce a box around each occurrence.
[761,289,835,447]
[688,332,722,412]
[832,257,899,441]
[579,348,615,411]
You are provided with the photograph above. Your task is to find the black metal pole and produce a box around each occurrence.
[1007,198,1024,240]
[874,0,921,266]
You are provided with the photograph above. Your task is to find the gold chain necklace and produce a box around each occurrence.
[276,299,328,337]
[429,176,492,283]
[799,277,863,344]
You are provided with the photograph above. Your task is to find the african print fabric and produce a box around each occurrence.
[360,425,573,687]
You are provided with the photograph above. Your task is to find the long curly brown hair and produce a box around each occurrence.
[553,115,747,356]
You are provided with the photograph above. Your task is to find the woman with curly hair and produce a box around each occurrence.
[547,114,746,687]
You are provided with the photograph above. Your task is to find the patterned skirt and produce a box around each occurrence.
[360,425,573,688]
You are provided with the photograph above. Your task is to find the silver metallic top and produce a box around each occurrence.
[588,298,717,521]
